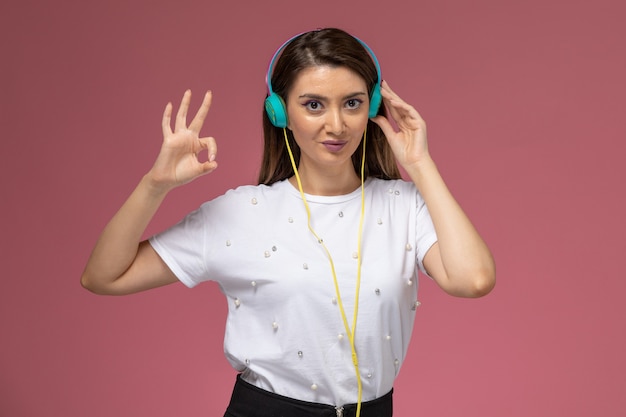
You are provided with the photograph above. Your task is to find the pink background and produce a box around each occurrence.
[2,0,625,416]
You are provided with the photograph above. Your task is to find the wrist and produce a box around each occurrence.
[140,171,174,199]
[404,155,437,182]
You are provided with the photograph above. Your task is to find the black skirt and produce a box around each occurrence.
[224,374,393,417]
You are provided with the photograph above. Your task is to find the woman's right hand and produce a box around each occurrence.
[147,90,218,192]
[81,90,218,295]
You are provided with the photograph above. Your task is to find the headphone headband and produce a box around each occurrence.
[264,30,383,128]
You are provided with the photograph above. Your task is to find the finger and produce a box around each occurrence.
[175,90,192,132]
[381,80,404,103]
[370,115,397,139]
[197,137,219,175]
[384,96,416,119]
[380,82,404,116]
[198,160,219,176]
[162,102,173,137]
[381,81,412,113]
[380,80,397,102]
[380,95,406,125]
[199,136,218,162]
[188,91,212,134]
[381,94,423,130]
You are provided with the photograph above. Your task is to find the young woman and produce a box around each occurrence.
[82,28,495,417]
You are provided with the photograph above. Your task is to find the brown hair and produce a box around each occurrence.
[258,28,401,185]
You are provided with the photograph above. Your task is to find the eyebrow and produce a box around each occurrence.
[298,92,368,100]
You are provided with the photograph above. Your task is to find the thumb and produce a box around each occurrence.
[370,115,396,139]
[198,160,219,175]
[198,136,218,162]
[194,136,218,176]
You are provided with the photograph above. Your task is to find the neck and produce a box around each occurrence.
[289,165,361,196]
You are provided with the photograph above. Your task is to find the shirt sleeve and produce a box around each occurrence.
[149,204,210,288]
[414,189,438,275]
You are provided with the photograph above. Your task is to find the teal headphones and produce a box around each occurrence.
[264,31,383,128]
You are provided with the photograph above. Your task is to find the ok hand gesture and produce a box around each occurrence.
[147,90,218,192]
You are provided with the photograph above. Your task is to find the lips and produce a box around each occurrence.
[322,140,348,152]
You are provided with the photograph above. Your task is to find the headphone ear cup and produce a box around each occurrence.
[265,93,288,128]
[368,83,382,118]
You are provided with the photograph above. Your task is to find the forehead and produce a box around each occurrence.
[288,65,367,96]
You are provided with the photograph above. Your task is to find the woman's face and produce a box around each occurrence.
[285,65,370,176]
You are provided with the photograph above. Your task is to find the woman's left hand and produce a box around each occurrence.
[371,81,431,170]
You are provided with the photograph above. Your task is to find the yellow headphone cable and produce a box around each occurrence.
[283,127,367,417]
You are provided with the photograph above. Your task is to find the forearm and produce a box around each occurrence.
[80,174,168,291]
[406,157,495,296]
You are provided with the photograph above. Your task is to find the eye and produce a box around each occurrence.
[304,100,322,111]
[345,98,363,110]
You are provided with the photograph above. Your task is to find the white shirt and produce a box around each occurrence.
[150,178,437,407]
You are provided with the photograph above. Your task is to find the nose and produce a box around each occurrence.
[325,108,345,135]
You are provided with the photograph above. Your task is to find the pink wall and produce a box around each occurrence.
[2,0,625,415]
